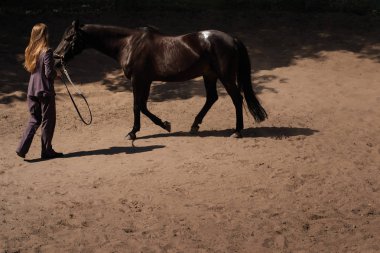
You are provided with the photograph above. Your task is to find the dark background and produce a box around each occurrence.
[0,0,379,104]
[1,0,380,14]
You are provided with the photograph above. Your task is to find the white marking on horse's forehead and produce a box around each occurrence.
[201,31,211,39]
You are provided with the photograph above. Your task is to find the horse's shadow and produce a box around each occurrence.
[24,145,165,163]
[24,127,316,162]
[137,127,318,140]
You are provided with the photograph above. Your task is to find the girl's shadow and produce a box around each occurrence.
[25,145,165,163]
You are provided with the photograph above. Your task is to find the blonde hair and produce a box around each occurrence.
[24,23,49,73]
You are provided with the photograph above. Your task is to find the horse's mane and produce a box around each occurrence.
[83,24,163,36]
[138,25,161,34]
[83,24,134,37]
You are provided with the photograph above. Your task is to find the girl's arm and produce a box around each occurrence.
[43,48,57,86]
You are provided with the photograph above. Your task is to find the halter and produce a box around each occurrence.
[59,59,93,125]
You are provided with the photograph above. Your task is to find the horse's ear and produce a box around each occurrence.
[72,20,80,30]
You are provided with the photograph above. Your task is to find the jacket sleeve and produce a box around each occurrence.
[43,48,57,85]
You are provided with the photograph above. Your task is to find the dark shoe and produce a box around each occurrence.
[16,151,25,158]
[41,151,64,160]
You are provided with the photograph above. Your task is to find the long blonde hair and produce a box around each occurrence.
[24,23,49,73]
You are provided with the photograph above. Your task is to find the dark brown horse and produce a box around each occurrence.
[54,20,267,140]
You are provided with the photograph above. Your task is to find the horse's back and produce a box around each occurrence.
[141,29,238,81]
[153,29,236,60]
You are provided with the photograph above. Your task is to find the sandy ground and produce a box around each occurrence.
[1,11,380,253]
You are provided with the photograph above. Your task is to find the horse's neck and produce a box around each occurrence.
[83,25,134,61]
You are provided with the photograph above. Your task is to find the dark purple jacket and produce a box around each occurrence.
[27,48,57,97]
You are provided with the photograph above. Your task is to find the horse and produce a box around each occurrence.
[54,20,267,140]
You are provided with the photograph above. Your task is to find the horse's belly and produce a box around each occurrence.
[154,60,208,82]
[156,72,202,82]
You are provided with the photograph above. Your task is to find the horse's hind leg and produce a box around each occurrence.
[140,83,171,132]
[220,79,244,138]
[190,73,218,133]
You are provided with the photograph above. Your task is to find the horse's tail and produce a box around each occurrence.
[234,38,268,123]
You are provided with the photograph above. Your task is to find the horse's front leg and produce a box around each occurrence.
[125,75,171,140]
[126,77,143,141]
[126,98,141,140]
[139,82,171,133]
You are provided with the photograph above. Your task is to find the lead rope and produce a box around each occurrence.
[59,60,93,125]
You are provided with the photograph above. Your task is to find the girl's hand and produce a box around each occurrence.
[55,70,62,79]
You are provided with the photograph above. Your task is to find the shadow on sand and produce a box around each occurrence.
[24,145,165,163]
[137,126,318,140]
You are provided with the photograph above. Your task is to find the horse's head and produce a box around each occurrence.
[54,20,85,67]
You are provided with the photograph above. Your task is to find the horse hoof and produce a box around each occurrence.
[163,121,171,132]
[190,126,199,134]
[230,132,242,138]
[126,132,136,140]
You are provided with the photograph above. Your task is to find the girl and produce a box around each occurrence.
[16,23,63,159]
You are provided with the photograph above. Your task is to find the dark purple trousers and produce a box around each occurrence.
[16,95,56,156]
